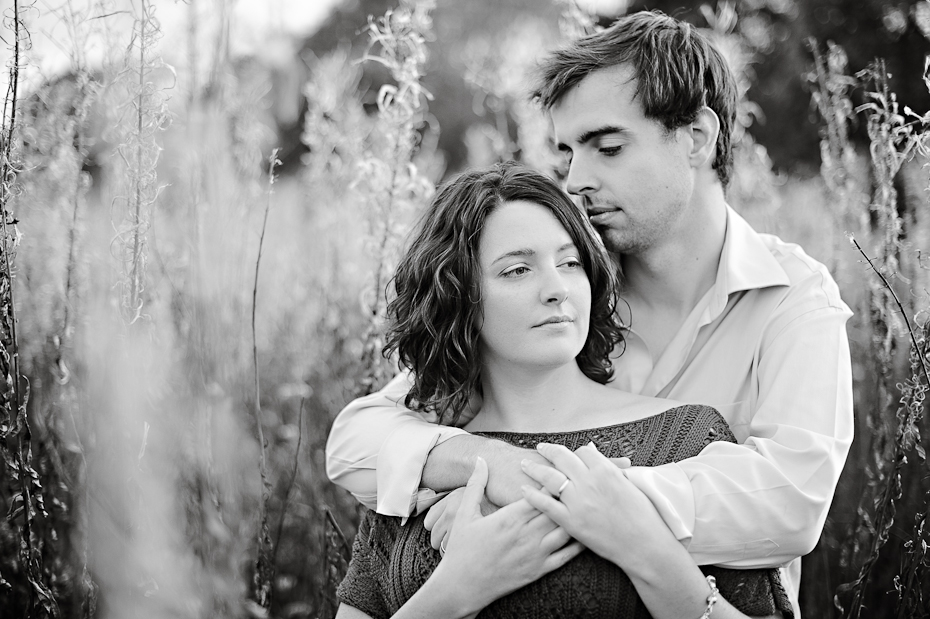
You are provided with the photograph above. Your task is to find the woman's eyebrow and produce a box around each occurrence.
[490,243,576,266]
[490,248,534,265]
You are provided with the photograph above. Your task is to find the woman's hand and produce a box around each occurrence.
[523,444,764,619]
[520,442,675,571]
[429,456,584,615]
[424,484,498,552]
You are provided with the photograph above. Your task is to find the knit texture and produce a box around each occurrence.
[337,404,794,618]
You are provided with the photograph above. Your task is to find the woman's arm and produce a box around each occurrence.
[337,457,584,619]
[335,574,480,619]
[522,443,780,619]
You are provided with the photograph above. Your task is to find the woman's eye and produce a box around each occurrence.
[502,266,529,278]
[561,259,583,269]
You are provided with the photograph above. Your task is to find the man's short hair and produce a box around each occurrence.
[532,11,739,187]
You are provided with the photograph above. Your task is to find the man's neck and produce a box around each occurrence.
[617,189,728,361]
[622,192,728,315]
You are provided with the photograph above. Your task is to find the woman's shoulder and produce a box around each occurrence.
[582,383,685,427]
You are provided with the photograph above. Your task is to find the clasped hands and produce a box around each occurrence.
[426,442,649,573]
[424,456,583,613]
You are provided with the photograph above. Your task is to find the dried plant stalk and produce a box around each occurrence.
[807,41,872,579]
[894,487,930,618]
[891,85,930,616]
[111,0,170,325]
[355,0,436,397]
[808,40,860,225]
[833,61,929,617]
[837,239,930,618]
[251,148,280,610]
[0,1,59,616]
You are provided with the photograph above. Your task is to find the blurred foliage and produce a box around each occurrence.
[0,1,928,618]
[300,0,930,177]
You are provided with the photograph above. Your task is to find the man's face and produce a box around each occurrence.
[550,64,695,256]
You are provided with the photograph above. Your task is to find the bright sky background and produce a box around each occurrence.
[0,0,345,91]
[0,0,629,94]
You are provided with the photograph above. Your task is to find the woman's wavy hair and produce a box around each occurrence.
[383,161,624,426]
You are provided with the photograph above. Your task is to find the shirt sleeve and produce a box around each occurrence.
[325,369,469,517]
[622,304,854,567]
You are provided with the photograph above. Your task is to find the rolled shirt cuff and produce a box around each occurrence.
[621,462,695,546]
[376,420,469,519]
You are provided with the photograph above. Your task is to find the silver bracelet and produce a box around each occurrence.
[699,575,718,619]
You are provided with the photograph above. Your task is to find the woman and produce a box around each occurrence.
[335,162,791,618]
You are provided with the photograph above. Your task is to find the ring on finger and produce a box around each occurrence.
[439,539,447,557]
[556,478,570,498]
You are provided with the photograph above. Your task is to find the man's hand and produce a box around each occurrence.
[483,441,552,505]
[424,487,499,550]
[423,435,550,506]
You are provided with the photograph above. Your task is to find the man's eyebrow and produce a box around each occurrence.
[557,125,627,152]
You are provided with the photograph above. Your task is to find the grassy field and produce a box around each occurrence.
[0,0,928,617]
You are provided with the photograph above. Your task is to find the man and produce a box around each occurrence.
[327,11,853,617]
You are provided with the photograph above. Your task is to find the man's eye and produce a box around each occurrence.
[600,145,623,156]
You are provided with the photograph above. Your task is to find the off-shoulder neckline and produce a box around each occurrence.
[472,403,720,437]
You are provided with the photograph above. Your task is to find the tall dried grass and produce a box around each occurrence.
[0,1,929,619]
[0,1,59,616]
[353,0,436,398]
[807,41,930,619]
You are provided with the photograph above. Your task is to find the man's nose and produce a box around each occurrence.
[564,155,597,197]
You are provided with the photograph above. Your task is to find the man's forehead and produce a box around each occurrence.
[552,64,638,108]
[549,67,641,142]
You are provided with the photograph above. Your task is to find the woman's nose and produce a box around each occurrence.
[541,270,569,305]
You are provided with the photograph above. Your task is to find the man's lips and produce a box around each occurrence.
[588,210,618,226]
[585,205,617,217]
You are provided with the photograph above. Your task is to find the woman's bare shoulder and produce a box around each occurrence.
[582,381,688,426]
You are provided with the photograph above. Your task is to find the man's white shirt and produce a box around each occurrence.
[326,206,854,618]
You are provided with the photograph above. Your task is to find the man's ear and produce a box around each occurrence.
[687,106,720,170]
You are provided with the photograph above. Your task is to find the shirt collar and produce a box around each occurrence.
[721,205,789,291]
[705,206,790,317]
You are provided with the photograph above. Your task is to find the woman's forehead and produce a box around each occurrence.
[479,200,575,261]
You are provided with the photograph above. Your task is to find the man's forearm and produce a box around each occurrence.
[622,435,846,567]
[328,370,473,515]
[422,435,547,506]
[421,435,488,491]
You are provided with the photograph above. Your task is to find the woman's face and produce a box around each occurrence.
[477,199,592,373]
